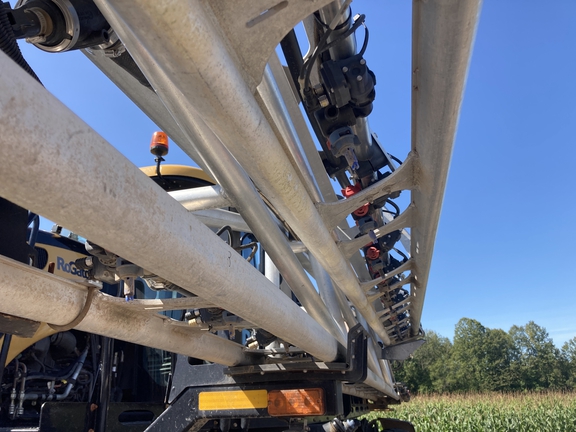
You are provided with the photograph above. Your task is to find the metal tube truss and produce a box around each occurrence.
[408,0,482,333]
[93,0,394,346]
[258,64,323,203]
[0,256,248,366]
[94,0,479,343]
[169,186,230,212]
[0,0,481,400]
[0,50,339,362]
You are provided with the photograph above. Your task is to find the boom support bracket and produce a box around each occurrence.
[224,324,368,383]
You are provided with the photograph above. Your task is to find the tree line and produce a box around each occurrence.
[392,318,576,394]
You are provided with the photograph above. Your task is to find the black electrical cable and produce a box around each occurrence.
[235,242,258,262]
[385,199,401,218]
[359,22,369,57]
[393,247,409,263]
[295,12,371,173]
[299,21,336,93]
[215,225,233,246]
[298,4,354,93]
[389,154,404,165]
[230,233,258,262]
[240,232,256,244]
[320,14,366,59]
[312,12,329,30]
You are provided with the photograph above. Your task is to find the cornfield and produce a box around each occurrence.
[365,391,576,432]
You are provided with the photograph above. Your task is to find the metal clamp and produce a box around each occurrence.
[49,286,99,332]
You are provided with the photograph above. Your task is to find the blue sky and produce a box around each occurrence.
[13,1,576,346]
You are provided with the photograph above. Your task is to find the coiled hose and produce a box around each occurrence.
[0,2,41,83]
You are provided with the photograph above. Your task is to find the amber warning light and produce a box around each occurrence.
[150,131,169,157]
[267,388,325,416]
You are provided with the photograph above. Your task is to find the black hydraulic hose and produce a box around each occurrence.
[26,361,77,381]
[96,336,113,432]
[280,30,341,168]
[0,2,41,83]
[22,346,89,401]
[280,30,303,93]
[0,334,12,385]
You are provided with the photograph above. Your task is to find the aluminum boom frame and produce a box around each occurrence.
[0,0,481,400]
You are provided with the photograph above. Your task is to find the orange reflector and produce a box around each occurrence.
[199,390,268,411]
[267,388,325,416]
[150,131,169,157]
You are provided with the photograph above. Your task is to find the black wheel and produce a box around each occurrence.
[368,418,416,432]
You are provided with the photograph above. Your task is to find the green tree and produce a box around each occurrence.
[394,318,573,394]
[482,328,517,391]
[450,318,517,392]
[509,321,565,390]
[450,318,487,391]
[392,330,452,394]
[561,337,576,389]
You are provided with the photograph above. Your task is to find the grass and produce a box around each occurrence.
[365,391,576,431]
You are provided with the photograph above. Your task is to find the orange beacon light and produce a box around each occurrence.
[150,131,169,157]
[150,131,169,177]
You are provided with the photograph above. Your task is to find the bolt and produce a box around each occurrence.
[342,66,349,73]
[90,403,98,412]
[312,83,324,96]
[330,87,334,93]
[360,59,366,65]
[356,75,363,81]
